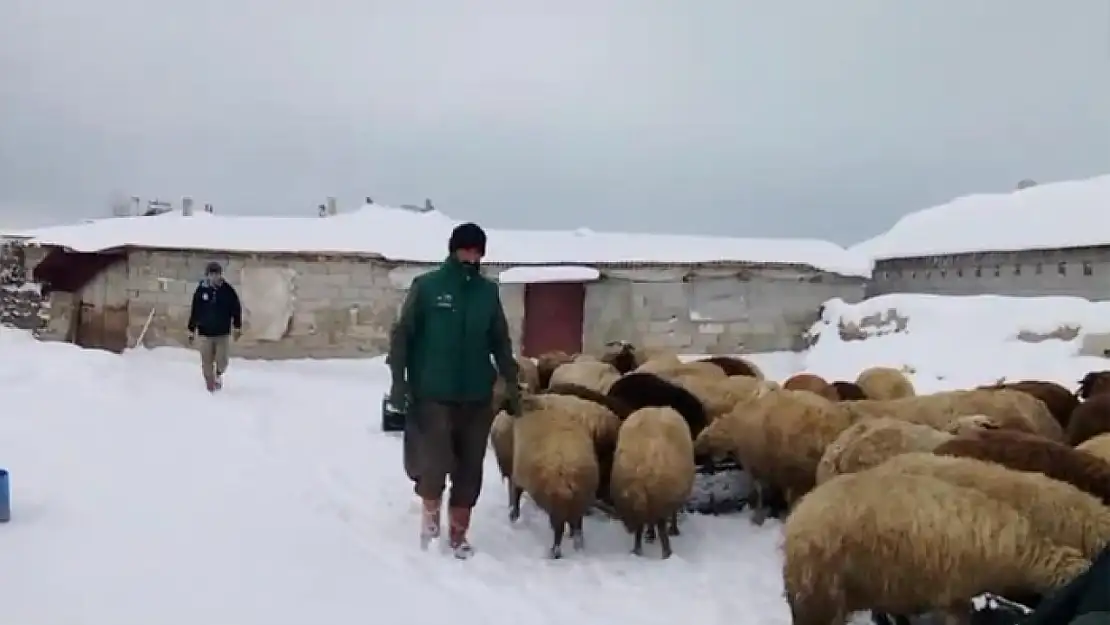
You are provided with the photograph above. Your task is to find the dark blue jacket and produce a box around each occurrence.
[187,280,242,337]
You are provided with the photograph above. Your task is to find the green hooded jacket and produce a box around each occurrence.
[387,256,518,403]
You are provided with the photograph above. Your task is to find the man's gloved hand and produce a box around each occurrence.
[390,378,410,413]
[504,382,522,417]
[187,330,196,345]
[232,328,243,341]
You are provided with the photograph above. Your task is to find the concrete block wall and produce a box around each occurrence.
[125,250,409,359]
[869,246,1110,300]
[31,248,866,359]
[583,271,866,354]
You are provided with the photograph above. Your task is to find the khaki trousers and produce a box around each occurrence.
[199,335,231,381]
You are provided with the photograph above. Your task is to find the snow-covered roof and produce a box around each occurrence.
[852,173,1110,261]
[19,204,873,277]
[498,265,600,283]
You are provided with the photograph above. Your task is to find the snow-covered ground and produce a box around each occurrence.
[3,293,1109,625]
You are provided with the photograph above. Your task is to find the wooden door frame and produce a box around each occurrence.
[521,281,587,357]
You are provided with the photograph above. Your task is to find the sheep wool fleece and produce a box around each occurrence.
[390,255,518,403]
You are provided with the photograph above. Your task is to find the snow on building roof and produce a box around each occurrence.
[498,265,600,283]
[19,203,873,277]
[852,173,1110,261]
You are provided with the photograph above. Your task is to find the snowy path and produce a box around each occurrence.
[0,333,797,625]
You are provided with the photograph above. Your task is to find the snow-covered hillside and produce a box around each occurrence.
[3,292,1109,624]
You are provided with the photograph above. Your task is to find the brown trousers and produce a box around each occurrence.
[406,400,495,508]
[198,335,230,380]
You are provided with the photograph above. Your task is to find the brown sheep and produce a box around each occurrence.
[609,406,696,559]
[815,417,954,485]
[842,389,1056,440]
[880,452,1110,559]
[536,350,574,389]
[979,380,1078,430]
[1078,371,1110,400]
[1068,394,1110,446]
[947,388,1062,441]
[548,360,621,394]
[509,394,601,558]
[489,411,515,504]
[783,470,1090,625]
[831,381,868,400]
[782,372,839,401]
[934,428,1110,505]
[514,356,540,393]
[634,347,682,368]
[695,388,852,521]
[856,366,916,400]
[635,359,727,381]
[695,355,765,379]
[1078,433,1110,463]
[543,382,631,504]
[672,374,767,423]
[812,414,998,487]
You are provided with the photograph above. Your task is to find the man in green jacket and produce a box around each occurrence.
[388,222,521,559]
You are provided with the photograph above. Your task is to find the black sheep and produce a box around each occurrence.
[696,356,760,378]
[832,381,869,401]
[607,372,709,440]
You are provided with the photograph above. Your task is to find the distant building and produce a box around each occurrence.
[19,202,869,357]
[860,174,1110,300]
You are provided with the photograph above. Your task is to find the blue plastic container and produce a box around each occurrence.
[0,468,9,523]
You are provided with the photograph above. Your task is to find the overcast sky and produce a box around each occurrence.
[1,1,1107,244]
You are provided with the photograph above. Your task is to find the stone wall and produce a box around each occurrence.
[0,240,46,332]
[34,247,866,358]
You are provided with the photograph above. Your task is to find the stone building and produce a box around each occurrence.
[19,203,871,358]
[860,174,1110,300]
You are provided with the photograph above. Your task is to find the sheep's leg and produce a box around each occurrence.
[508,484,523,522]
[632,524,644,556]
[549,518,565,559]
[569,517,585,551]
[656,520,673,559]
[751,482,768,526]
[645,523,657,543]
[667,511,680,536]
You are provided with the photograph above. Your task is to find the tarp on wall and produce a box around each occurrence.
[239,267,295,341]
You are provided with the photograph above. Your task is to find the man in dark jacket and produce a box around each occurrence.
[388,222,520,559]
[187,261,243,392]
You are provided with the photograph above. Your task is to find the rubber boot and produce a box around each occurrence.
[448,506,474,559]
[419,498,441,550]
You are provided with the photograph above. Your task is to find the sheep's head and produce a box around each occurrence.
[600,340,638,374]
[945,414,1001,435]
[1078,371,1110,400]
[692,417,736,462]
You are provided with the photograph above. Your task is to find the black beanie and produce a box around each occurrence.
[448,222,487,255]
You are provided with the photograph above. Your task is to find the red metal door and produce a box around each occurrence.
[521,282,586,357]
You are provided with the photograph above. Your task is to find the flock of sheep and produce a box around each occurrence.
[484,342,1110,625]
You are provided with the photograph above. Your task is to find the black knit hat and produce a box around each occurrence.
[448,222,487,255]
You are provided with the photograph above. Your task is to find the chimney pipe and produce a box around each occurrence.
[326,196,337,216]
[181,196,194,216]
